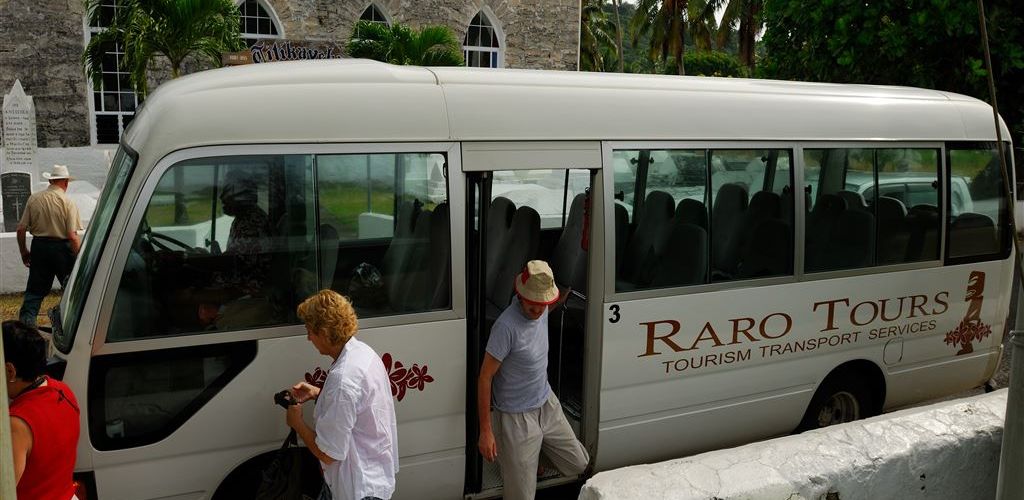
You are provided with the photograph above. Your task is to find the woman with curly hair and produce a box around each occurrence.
[285,290,398,500]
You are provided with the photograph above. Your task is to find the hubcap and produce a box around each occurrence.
[817,390,860,427]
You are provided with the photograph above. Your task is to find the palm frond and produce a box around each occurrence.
[82,0,243,97]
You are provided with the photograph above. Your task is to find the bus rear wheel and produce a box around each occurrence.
[797,372,873,432]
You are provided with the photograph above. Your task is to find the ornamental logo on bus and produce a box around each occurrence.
[944,271,992,355]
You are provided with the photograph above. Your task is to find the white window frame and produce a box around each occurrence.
[359,3,392,26]
[235,0,284,44]
[462,7,505,69]
[84,0,139,146]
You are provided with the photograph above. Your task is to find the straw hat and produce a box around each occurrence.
[514,260,559,305]
[42,164,74,181]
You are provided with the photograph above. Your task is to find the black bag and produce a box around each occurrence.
[254,430,322,500]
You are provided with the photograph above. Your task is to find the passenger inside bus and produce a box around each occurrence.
[196,172,275,330]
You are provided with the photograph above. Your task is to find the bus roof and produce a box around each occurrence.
[124,59,1010,165]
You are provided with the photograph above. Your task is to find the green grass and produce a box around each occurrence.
[0,292,61,326]
[320,183,395,238]
[146,198,222,227]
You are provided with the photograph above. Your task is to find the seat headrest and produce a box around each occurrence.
[675,198,708,229]
[713,184,749,216]
[876,196,907,219]
[748,191,781,218]
[813,193,847,214]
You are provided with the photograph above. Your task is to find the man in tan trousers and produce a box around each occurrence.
[477,260,589,500]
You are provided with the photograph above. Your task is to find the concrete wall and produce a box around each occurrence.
[581,390,1008,500]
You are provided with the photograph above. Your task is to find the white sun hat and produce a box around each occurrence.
[514,260,560,305]
[42,164,74,181]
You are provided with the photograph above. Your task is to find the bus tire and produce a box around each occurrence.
[212,448,323,500]
[796,371,874,432]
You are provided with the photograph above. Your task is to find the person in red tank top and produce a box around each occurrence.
[5,320,80,500]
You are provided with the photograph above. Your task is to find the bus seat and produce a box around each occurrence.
[838,190,869,212]
[805,193,846,272]
[485,197,516,298]
[395,199,420,238]
[319,223,340,290]
[833,209,875,269]
[711,183,749,279]
[675,198,708,230]
[392,210,433,312]
[427,203,452,309]
[384,200,425,310]
[949,212,999,257]
[486,205,540,320]
[904,204,940,261]
[551,193,587,291]
[876,196,909,265]
[623,190,674,287]
[735,191,785,278]
[738,218,792,278]
[651,222,707,287]
[614,202,629,271]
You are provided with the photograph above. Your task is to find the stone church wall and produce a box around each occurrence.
[0,0,579,148]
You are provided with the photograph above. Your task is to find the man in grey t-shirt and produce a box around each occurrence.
[477,260,589,500]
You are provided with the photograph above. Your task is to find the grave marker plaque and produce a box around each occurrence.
[1,80,38,231]
[2,80,38,179]
[1,172,31,232]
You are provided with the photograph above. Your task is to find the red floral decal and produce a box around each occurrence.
[382,352,435,401]
[304,367,327,390]
[944,318,992,355]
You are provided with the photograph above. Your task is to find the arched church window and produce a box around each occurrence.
[360,4,390,25]
[238,0,281,47]
[463,11,503,68]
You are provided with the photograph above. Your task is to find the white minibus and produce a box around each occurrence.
[46,59,1016,499]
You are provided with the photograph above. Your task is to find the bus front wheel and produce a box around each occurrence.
[212,448,323,500]
[796,371,873,432]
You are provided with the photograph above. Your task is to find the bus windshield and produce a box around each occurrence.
[54,146,136,353]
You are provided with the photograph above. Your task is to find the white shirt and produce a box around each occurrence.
[314,338,398,500]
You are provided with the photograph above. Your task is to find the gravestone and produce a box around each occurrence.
[2,80,38,231]
[1,172,31,232]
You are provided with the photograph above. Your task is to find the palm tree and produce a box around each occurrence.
[347,21,463,66]
[715,0,764,71]
[611,0,625,72]
[581,0,618,71]
[630,0,690,75]
[83,0,244,98]
[688,0,719,51]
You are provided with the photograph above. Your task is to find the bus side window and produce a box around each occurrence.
[710,149,793,281]
[803,148,940,273]
[316,152,452,317]
[612,148,794,292]
[107,155,315,341]
[947,145,1010,260]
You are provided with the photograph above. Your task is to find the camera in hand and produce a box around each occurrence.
[274,390,298,408]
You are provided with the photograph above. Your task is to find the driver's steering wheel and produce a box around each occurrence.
[141,221,203,254]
